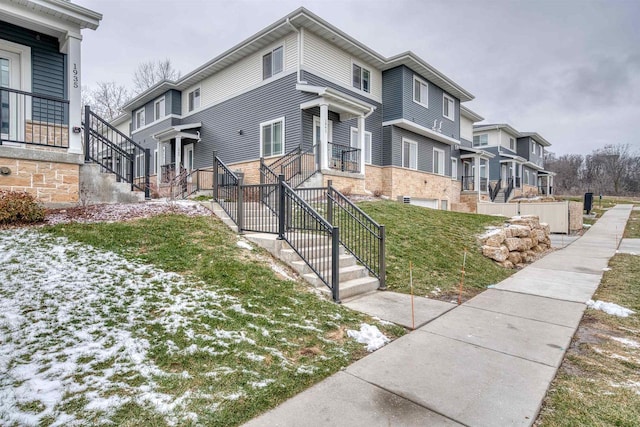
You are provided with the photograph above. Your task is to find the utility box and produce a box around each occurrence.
[584,192,593,214]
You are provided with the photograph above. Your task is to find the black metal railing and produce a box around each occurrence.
[515,176,522,188]
[260,146,317,188]
[240,183,279,233]
[328,142,360,173]
[327,182,385,288]
[1,87,69,148]
[280,178,340,301]
[538,185,553,195]
[504,177,515,202]
[213,153,240,224]
[489,179,502,202]
[161,163,176,183]
[461,175,475,191]
[168,166,188,200]
[83,106,150,198]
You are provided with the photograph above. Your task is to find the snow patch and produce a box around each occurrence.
[587,300,635,317]
[236,240,253,250]
[347,323,390,352]
[610,337,640,348]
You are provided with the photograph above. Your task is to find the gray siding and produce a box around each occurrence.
[168,90,182,115]
[389,126,452,176]
[130,117,181,150]
[517,136,544,167]
[400,66,460,141]
[382,66,403,121]
[484,147,501,181]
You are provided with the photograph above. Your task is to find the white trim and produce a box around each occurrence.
[383,118,459,146]
[187,86,201,112]
[184,143,195,172]
[313,116,333,143]
[531,141,535,154]
[131,114,179,135]
[0,39,32,92]
[509,137,516,151]
[262,43,285,80]
[260,116,285,158]
[135,152,145,178]
[350,59,371,94]
[451,157,458,180]
[473,133,488,147]
[154,96,166,121]
[442,93,454,121]
[134,107,146,130]
[401,137,418,170]
[300,66,380,102]
[433,147,445,175]
[413,75,429,108]
[350,126,372,164]
[153,149,158,175]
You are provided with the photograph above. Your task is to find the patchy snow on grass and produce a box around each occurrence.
[610,337,640,349]
[347,324,390,352]
[236,240,253,250]
[587,300,635,317]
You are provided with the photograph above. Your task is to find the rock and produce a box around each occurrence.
[521,238,534,250]
[504,227,513,238]
[533,245,544,253]
[540,223,550,235]
[482,245,509,262]
[500,260,514,269]
[530,232,539,247]
[509,224,530,238]
[508,252,522,264]
[538,243,549,251]
[505,237,526,252]
[481,229,506,247]
[534,229,547,243]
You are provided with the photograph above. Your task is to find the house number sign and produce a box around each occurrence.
[73,64,79,88]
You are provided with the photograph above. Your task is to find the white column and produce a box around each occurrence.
[358,115,366,176]
[175,136,182,173]
[64,35,83,155]
[320,103,329,170]
[475,155,481,196]
[512,160,516,184]
[547,175,551,195]
[156,140,162,183]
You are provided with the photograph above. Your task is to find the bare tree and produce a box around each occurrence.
[133,59,181,94]
[546,153,584,194]
[84,81,130,121]
[593,144,633,194]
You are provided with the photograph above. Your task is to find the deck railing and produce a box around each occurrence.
[328,142,360,173]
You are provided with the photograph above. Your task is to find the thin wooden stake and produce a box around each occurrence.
[458,249,467,305]
[410,261,415,330]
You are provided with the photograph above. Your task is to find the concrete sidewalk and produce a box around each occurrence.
[244,204,633,427]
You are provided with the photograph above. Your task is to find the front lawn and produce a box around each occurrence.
[0,214,403,426]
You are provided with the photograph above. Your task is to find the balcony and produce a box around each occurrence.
[461,176,488,192]
[0,87,70,149]
[327,142,360,173]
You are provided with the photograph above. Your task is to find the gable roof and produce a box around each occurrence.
[519,132,552,147]
[123,7,473,111]
[460,105,484,122]
[473,123,521,137]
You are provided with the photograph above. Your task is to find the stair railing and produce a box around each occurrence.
[213,152,240,225]
[489,179,502,202]
[504,178,514,202]
[82,105,150,199]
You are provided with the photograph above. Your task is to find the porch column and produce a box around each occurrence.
[357,115,366,175]
[175,136,182,172]
[547,175,552,195]
[475,155,481,197]
[63,35,83,155]
[156,140,162,183]
[512,160,516,184]
[320,103,329,170]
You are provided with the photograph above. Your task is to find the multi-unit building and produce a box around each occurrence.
[0,0,101,204]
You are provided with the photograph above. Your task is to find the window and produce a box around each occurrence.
[451,158,458,180]
[402,139,417,170]
[443,94,454,121]
[473,134,488,147]
[135,108,145,129]
[525,170,530,185]
[531,141,536,154]
[154,97,165,121]
[135,153,145,178]
[539,144,543,156]
[509,137,515,151]
[188,88,200,112]
[413,76,428,107]
[352,63,371,93]
[260,117,284,157]
[350,128,372,164]
[263,46,283,80]
[433,148,445,175]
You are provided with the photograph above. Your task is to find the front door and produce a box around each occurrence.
[183,143,194,182]
[0,49,22,142]
[501,164,507,183]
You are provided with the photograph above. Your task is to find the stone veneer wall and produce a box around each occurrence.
[479,215,551,269]
[0,146,81,204]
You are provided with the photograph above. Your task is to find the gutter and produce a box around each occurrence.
[286,18,307,84]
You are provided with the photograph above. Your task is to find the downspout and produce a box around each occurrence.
[286,18,306,84]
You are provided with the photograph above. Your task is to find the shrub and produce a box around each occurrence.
[0,191,46,224]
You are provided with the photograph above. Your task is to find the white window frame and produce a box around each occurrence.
[473,133,488,147]
[263,45,284,80]
[402,138,418,170]
[413,75,429,108]
[443,94,455,121]
[351,61,371,93]
[260,117,285,158]
[531,141,536,154]
[525,170,530,185]
[135,153,145,178]
[350,127,372,165]
[433,148,445,175]
[188,87,201,112]
[451,157,458,180]
[509,137,515,151]
[154,96,166,121]
[153,149,158,175]
[135,108,145,129]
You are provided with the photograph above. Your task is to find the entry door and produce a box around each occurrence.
[0,50,21,141]
[313,116,333,169]
[501,164,508,182]
[183,143,194,182]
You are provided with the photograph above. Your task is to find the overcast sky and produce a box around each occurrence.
[75,0,640,155]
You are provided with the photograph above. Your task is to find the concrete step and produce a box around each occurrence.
[280,245,345,262]
[303,264,369,288]
[290,254,356,275]
[315,276,380,300]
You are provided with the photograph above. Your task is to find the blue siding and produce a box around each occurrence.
[388,125,452,176]
[382,66,403,121]
[400,66,460,141]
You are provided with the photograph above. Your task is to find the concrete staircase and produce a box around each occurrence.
[210,201,379,300]
[79,163,146,204]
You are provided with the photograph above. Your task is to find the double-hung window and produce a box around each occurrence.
[433,148,445,175]
[135,153,145,178]
[352,63,371,93]
[350,128,372,164]
[451,158,458,179]
[260,117,284,157]
[413,76,428,107]
[531,141,536,154]
[443,94,454,120]
[188,88,200,112]
[402,139,417,170]
[263,46,283,80]
[135,108,145,129]
[154,97,165,121]
[509,137,515,151]
[473,134,488,147]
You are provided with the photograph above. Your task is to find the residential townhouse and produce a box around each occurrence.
[472,124,554,201]
[0,0,101,204]
[122,7,476,210]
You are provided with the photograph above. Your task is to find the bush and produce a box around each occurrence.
[0,191,46,224]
